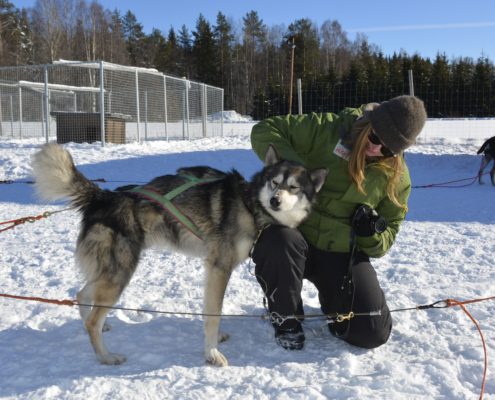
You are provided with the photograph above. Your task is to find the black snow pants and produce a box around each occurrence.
[251,225,392,349]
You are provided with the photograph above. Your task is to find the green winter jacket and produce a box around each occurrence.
[251,107,411,258]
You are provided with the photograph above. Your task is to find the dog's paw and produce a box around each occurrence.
[98,353,127,365]
[102,322,112,332]
[205,348,228,367]
[83,321,111,333]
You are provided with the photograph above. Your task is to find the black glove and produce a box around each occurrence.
[351,204,388,237]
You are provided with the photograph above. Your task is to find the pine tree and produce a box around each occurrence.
[241,10,267,114]
[0,2,33,66]
[387,52,406,98]
[108,10,129,65]
[141,28,166,68]
[213,12,234,108]
[452,57,474,117]
[472,56,494,116]
[192,14,218,85]
[285,18,320,80]
[431,53,451,117]
[160,27,181,76]
[177,24,192,78]
[122,10,146,66]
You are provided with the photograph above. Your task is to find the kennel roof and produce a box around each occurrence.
[54,59,163,76]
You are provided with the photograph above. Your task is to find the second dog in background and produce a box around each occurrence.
[477,136,495,185]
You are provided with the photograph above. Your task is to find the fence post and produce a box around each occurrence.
[0,91,3,136]
[18,86,23,138]
[408,69,415,96]
[184,78,190,140]
[9,95,13,136]
[202,84,207,138]
[163,75,168,141]
[43,65,49,143]
[39,94,43,139]
[99,60,106,146]
[135,70,141,142]
[297,79,303,115]
[221,88,224,137]
[289,36,295,114]
[144,91,148,140]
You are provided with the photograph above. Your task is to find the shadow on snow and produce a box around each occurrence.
[0,306,354,397]
[1,149,494,223]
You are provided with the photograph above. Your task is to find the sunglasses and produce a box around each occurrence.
[368,132,396,158]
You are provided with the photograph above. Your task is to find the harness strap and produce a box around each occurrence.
[127,174,222,240]
[162,175,220,200]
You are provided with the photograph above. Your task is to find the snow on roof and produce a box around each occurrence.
[0,79,101,93]
[17,80,101,93]
[52,60,221,88]
[54,59,163,76]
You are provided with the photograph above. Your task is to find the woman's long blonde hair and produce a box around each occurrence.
[348,114,406,209]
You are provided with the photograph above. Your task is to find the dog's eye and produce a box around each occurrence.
[272,180,279,187]
[289,185,299,191]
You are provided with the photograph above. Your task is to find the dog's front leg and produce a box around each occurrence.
[203,264,232,367]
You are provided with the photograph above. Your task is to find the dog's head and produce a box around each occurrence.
[257,145,328,228]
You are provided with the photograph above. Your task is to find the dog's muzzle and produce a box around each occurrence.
[270,193,281,210]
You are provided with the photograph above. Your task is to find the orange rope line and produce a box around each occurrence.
[0,213,49,232]
[0,293,76,306]
[447,296,495,306]
[0,208,73,233]
[446,298,488,400]
[0,292,492,398]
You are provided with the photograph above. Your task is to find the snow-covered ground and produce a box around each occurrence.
[0,130,494,399]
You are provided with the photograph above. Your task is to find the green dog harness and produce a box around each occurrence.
[127,174,222,240]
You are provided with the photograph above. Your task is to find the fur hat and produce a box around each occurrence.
[369,95,427,154]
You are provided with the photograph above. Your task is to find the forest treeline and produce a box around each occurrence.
[1,0,494,118]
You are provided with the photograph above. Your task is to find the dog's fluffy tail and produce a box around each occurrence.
[31,143,101,208]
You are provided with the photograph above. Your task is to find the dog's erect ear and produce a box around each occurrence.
[264,144,280,166]
[309,168,328,193]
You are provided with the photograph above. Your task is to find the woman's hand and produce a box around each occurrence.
[351,205,388,237]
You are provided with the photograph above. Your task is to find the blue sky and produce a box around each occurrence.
[12,0,495,61]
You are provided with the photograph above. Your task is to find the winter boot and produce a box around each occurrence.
[274,323,305,350]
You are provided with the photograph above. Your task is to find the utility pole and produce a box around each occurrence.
[289,36,296,115]
[408,69,415,96]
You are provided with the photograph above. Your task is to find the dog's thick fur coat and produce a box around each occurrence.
[31,143,327,366]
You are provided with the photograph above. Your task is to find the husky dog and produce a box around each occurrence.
[31,143,327,367]
[477,136,495,185]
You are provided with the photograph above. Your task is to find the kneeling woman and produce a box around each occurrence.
[250,95,427,350]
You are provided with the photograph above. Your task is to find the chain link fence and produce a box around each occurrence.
[252,72,495,120]
[0,61,224,144]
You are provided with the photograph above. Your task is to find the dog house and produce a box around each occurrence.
[51,112,130,144]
